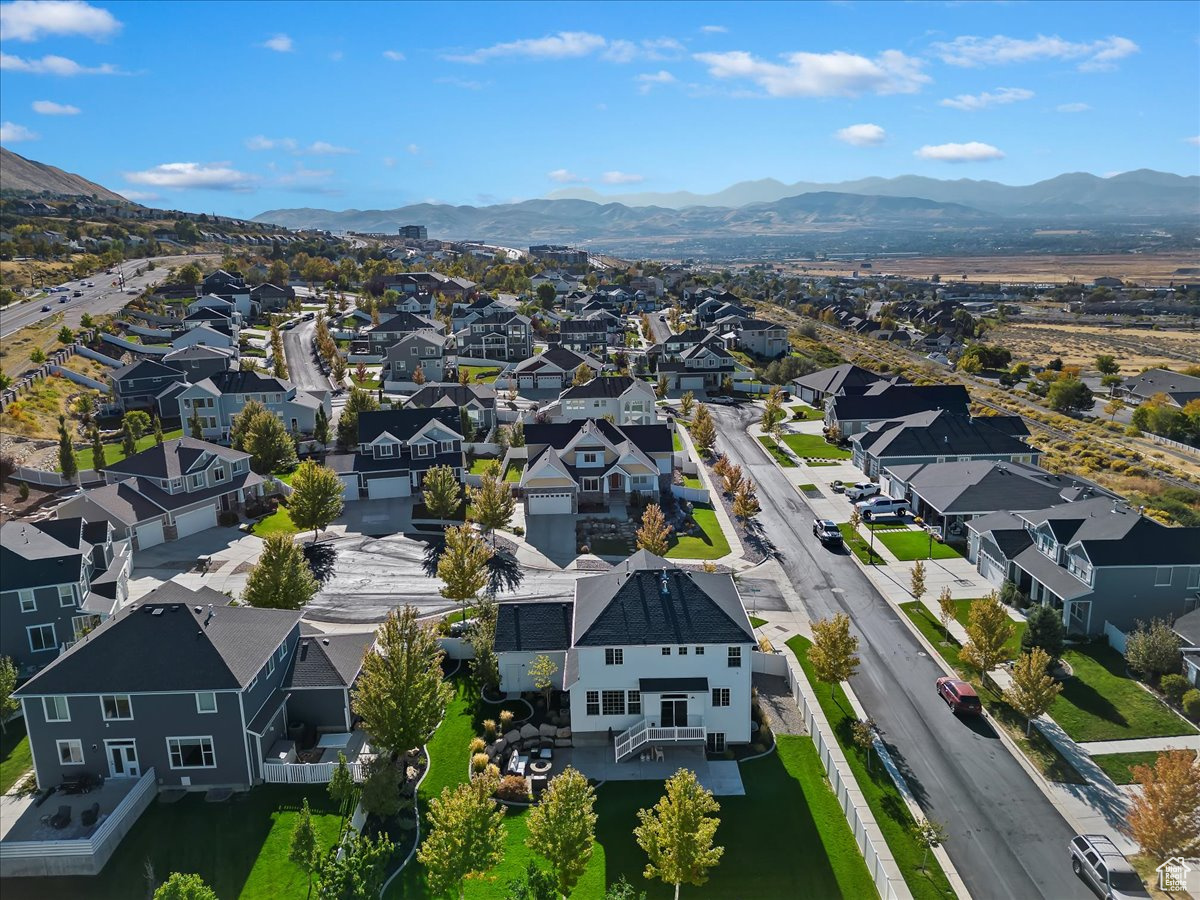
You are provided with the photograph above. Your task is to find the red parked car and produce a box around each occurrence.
[936,677,982,715]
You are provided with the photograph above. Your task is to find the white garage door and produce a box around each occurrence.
[529,492,573,515]
[680,376,705,390]
[135,520,165,549]
[978,551,1005,588]
[368,477,410,500]
[175,505,218,539]
[537,374,562,390]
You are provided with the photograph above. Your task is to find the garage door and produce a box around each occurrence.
[680,376,705,390]
[339,475,358,500]
[528,492,573,515]
[175,505,218,539]
[978,551,1005,588]
[135,520,165,549]
[368,477,410,500]
[537,375,562,390]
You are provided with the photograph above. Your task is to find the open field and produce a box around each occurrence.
[0,313,70,378]
[777,253,1200,285]
[0,258,77,288]
[985,321,1200,373]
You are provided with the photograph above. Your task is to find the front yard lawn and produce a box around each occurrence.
[786,636,954,900]
[0,718,33,794]
[350,376,381,389]
[790,404,825,421]
[875,530,964,561]
[1090,750,1198,785]
[66,428,185,471]
[459,365,501,383]
[250,504,296,536]
[757,434,797,467]
[838,522,886,566]
[781,432,851,459]
[22,786,347,900]
[665,503,731,560]
[1050,643,1198,743]
[952,599,1026,658]
[749,615,768,628]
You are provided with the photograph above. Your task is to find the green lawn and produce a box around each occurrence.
[459,365,502,384]
[749,615,768,628]
[952,599,1026,658]
[504,462,523,483]
[469,457,501,476]
[786,636,955,900]
[666,504,732,560]
[1090,750,1197,785]
[797,483,817,492]
[274,468,297,485]
[757,434,797,467]
[899,602,1085,784]
[672,430,683,452]
[790,404,825,421]
[66,428,184,471]
[350,376,381,389]
[838,523,886,566]
[1049,644,1197,743]
[875,530,964,561]
[250,504,297,536]
[19,786,347,900]
[781,432,851,459]
[682,473,702,489]
[0,719,33,794]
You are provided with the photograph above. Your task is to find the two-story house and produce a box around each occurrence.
[1,518,132,676]
[382,331,450,386]
[520,419,672,516]
[364,312,444,357]
[851,410,1037,478]
[558,317,609,355]
[735,319,788,359]
[407,384,498,437]
[175,370,330,440]
[108,359,187,414]
[543,375,658,426]
[57,438,264,550]
[328,407,464,500]
[658,339,749,392]
[160,344,235,386]
[250,282,291,313]
[827,384,970,437]
[455,310,532,362]
[789,363,903,407]
[187,294,246,325]
[495,551,755,756]
[967,497,1200,635]
[508,346,603,393]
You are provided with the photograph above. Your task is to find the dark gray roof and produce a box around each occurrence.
[525,419,671,455]
[1122,368,1200,403]
[287,633,373,688]
[559,375,638,400]
[105,437,249,481]
[16,583,301,696]
[495,602,573,652]
[110,358,185,382]
[0,518,86,590]
[357,407,460,444]
[163,344,234,362]
[737,319,783,332]
[71,479,166,524]
[1173,608,1200,646]
[640,677,709,692]
[408,384,497,409]
[573,551,753,646]
[539,346,591,370]
[855,411,1033,460]
[830,384,969,422]
[205,370,294,395]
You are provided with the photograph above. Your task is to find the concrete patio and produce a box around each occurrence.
[549,745,746,795]
[1,776,139,843]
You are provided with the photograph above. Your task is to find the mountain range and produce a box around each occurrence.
[0,146,130,204]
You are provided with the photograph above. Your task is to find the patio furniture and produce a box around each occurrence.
[61,772,100,794]
[653,747,664,762]
[506,753,527,776]
[529,759,552,776]
[50,805,72,829]
[81,802,100,827]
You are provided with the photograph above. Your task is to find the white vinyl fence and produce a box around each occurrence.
[262,760,367,784]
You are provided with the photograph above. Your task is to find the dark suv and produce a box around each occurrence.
[812,519,843,548]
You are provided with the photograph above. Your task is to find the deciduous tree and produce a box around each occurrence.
[418,774,506,899]
[636,503,673,556]
[327,751,355,817]
[732,482,760,524]
[469,474,515,544]
[153,873,218,900]
[119,419,136,459]
[808,614,860,712]
[241,532,316,609]
[635,768,724,899]
[289,798,320,897]
[960,593,1014,674]
[679,391,695,419]
[288,461,345,543]
[124,410,151,443]
[1125,618,1183,681]
[937,586,955,639]
[572,364,593,387]
[528,654,559,709]
[909,818,948,874]
[1004,648,1063,734]
[0,656,18,736]
[422,465,463,522]
[336,388,378,449]
[525,767,597,897]
[910,559,926,604]
[244,410,298,475]
[1127,750,1200,858]
[313,405,330,449]
[315,827,394,900]
[1020,604,1065,665]
[688,406,716,456]
[437,524,493,625]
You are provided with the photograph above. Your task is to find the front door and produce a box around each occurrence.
[106,739,140,778]
[660,696,687,728]
[608,473,623,492]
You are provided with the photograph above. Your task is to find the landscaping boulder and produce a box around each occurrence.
[492,737,507,757]
[519,723,540,742]
[503,729,521,746]
[555,737,573,748]
[556,726,571,740]
[538,723,557,739]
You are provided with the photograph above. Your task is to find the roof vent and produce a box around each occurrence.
[660,569,671,597]
[322,638,330,645]
[152,608,164,617]
[194,606,202,613]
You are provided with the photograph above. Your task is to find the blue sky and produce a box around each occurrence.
[1,0,1198,218]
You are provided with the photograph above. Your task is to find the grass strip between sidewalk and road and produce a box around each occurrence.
[838,522,887,566]
[756,434,797,467]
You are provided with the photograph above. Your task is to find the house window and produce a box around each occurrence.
[57,583,76,607]
[1156,567,1173,587]
[582,477,601,492]
[266,655,275,678]
[101,695,133,721]
[1189,567,1200,589]
[581,452,599,464]
[728,646,742,668]
[605,648,624,666]
[706,733,726,754]
[190,474,205,489]
[414,443,433,458]
[196,692,218,714]
[586,691,599,716]
[712,688,731,708]
[57,739,84,766]
[661,647,671,656]
[695,647,705,655]
[18,590,36,613]
[214,467,226,482]
[628,690,641,714]
[678,646,688,656]
[601,690,626,716]
[278,643,289,661]
[43,696,70,722]
[378,444,395,458]
[167,736,216,769]
[27,623,56,653]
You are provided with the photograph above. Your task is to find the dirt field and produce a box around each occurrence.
[985,322,1200,373]
[780,253,1200,285]
[0,313,71,378]
[0,258,76,288]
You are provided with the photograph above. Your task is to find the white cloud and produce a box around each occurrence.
[548,169,587,184]
[244,136,353,155]
[915,141,1005,162]
[1186,136,1200,147]
[435,76,486,90]
[406,143,420,155]
[117,190,161,202]
[694,48,928,97]
[261,34,293,53]
[0,52,121,75]
[636,70,676,93]
[940,86,1033,111]
[446,31,682,65]
[307,141,354,155]
[1056,102,1091,113]
[0,121,39,142]
[382,49,405,61]
[932,34,1139,72]
[701,25,728,34]
[124,162,256,191]
[275,164,334,188]
[32,99,80,115]
[835,123,886,146]
[246,135,296,151]
[329,50,343,62]
[602,171,644,184]
[0,1,120,42]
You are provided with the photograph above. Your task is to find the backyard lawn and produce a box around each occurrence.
[66,428,185,471]
[0,719,33,794]
[17,786,348,900]
[250,504,297,536]
[875,530,964,561]
[1090,749,1197,785]
[757,434,797,467]
[459,365,502,384]
[682,473,702,489]
[504,462,523,483]
[469,457,499,475]
[672,430,683,452]
[665,503,731,560]
[781,432,851,460]
[1049,644,1197,743]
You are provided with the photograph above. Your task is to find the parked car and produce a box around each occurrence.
[855,497,909,520]
[283,319,297,330]
[935,677,982,715]
[831,480,846,494]
[812,519,843,547]
[1069,835,1149,900]
[845,481,881,502]
[302,311,315,321]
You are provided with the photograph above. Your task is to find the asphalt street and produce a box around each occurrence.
[709,403,1091,900]
[648,310,673,344]
[281,317,332,392]
[0,253,212,338]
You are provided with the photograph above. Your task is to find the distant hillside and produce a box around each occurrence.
[0,146,130,204]
[547,169,1200,218]
[254,191,989,242]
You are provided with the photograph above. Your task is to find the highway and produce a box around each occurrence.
[0,253,213,338]
[709,402,1091,900]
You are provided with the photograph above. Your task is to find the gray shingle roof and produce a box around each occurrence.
[0,518,86,591]
[559,375,638,399]
[104,438,249,481]
[495,602,573,652]
[830,384,969,423]
[287,633,373,688]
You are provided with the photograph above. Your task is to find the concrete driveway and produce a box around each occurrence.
[337,498,414,536]
[128,526,265,601]
[524,514,578,566]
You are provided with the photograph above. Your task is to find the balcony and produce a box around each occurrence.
[615,717,706,762]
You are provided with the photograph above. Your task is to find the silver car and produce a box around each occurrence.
[1069,835,1149,900]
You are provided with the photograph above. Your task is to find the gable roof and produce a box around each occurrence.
[829,384,970,423]
[854,410,1033,459]
[111,358,185,382]
[0,518,87,591]
[356,407,461,444]
[197,370,295,395]
[495,602,574,652]
[408,383,497,409]
[559,375,646,400]
[526,419,671,455]
[105,437,249,481]
[287,632,373,688]
[790,363,891,396]
[895,460,1111,514]
[16,582,301,696]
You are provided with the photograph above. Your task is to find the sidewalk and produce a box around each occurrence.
[1078,734,1200,755]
